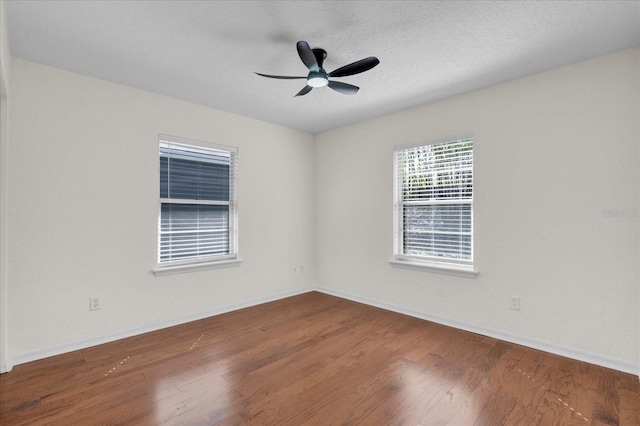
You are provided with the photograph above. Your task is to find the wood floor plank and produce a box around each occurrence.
[591,367,621,426]
[417,343,520,425]
[1,291,638,425]
[323,356,431,425]
[620,372,640,426]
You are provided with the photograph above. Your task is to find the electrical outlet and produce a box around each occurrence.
[299,265,304,273]
[510,296,520,311]
[90,297,101,311]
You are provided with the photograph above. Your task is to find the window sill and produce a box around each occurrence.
[389,259,478,278]
[153,258,242,276]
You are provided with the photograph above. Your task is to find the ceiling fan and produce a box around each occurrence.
[255,41,380,97]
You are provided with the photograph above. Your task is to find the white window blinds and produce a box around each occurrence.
[394,137,473,266]
[159,136,238,265]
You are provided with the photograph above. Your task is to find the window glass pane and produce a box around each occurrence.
[160,145,230,201]
[401,141,473,202]
[160,204,229,262]
[403,204,472,260]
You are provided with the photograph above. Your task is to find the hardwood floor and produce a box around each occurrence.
[1,291,638,425]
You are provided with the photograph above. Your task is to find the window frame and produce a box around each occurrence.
[390,135,477,278]
[153,134,240,276]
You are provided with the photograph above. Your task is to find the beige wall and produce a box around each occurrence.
[6,58,315,365]
[0,0,11,373]
[315,48,640,372]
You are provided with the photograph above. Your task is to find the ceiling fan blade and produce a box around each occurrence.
[297,41,319,72]
[294,85,313,97]
[328,81,359,95]
[328,57,380,78]
[255,72,306,80]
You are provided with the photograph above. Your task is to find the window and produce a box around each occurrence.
[155,135,239,275]
[391,136,476,277]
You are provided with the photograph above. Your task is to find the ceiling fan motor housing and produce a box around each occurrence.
[312,48,327,69]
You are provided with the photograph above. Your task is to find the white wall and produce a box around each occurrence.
[6,58,316,365]
[315,48,640,373]
[0,0,11,373]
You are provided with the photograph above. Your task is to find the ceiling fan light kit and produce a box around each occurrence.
[307,72,329,87]
[255,41,379,97]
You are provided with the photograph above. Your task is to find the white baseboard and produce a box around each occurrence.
[5,285,637,377]
[8,287,313,370]
[314,286,639,376]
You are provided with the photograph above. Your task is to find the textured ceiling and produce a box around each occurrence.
[5,1,640,133]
